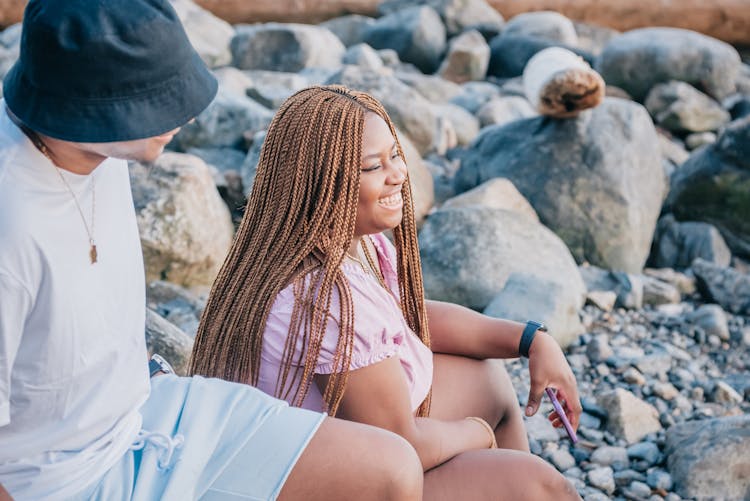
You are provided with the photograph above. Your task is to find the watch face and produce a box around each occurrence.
[538,323,548,332]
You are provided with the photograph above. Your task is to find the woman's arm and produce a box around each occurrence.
[315,356,494,471]
[0,484,13,501]
[426,300,582,428]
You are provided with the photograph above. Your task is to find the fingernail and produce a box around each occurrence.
[526,406,533,415]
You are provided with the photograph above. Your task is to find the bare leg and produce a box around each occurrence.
[430,354,529,451]
[423,449,581,501]
[279,417,423,501]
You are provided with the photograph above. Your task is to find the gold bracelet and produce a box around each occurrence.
[466,416,498,449]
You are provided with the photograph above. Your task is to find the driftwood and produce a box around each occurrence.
[523,47,604,117]
[1,0,749,45]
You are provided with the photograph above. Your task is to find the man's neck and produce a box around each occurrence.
[36,134,106,175]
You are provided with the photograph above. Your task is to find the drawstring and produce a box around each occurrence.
[130,430,185,469]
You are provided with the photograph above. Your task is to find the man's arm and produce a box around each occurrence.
[0,483,14,501]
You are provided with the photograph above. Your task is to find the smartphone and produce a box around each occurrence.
[546,388,578,443]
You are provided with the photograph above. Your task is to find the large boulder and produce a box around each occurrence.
[231,23,345,72]
[170,85,274,151]
[597,28,741,101]
[437,30,489,84]
[378,0,504,38]
[487,35,594,79]
[649,214,731,269]
[243,70,312,109]
[502,11,578,46]
[666,415,750,500]
[326,66,440,154]
[665,116,750,258]
[476,95,536,127]
[455,98,665,273]
[170,0,234,68]
[692,258,750,316]
[145,308,193,376]
[320,14,376,47]
[146,280,206,338]
[419,206,586,311]
[363,5,446,74]
[644,81,731,133]
[441,177,539,222]
[130,153,235,288]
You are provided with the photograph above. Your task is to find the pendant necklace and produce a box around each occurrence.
[23,126,98,264]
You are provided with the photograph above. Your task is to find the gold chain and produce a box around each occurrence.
[20,124,98,264]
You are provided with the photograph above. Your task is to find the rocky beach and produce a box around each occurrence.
[2,0,748,499]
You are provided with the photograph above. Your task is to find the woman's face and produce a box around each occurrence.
[354,112,408,237]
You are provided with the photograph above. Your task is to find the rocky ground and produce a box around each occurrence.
[3,0,748,498]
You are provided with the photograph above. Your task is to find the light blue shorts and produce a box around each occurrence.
[73,375,325,501]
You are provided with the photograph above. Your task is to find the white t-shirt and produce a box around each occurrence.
[0,106,150,499]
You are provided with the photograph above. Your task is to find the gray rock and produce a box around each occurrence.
[171,86,274,151]
[548,447,577,471]
[587,466,616,495]
[692,258,750,315]
[342,43,384,72]
[685,131,718,150]
[502,11,578,46]
[434,103,480,146]
[572,21,619,56]
[441,177,539,222]
[170,0,234,68]
[240,130,265,197]
[476,95,536,128]
[419,206,586,311]
[524,412,560,442]
[586,335,614,363]
[243,70,314,109]
[484,273,584,348]
[0,23,22,49]
[396,72,462,104]
[643,267,696,295]
[326,66,439,154]
[424,154,460,205]
[145,308,193,376]
[590,446,629,469]
[455,98,665,273]
[657,132,690,169]
[438,29,489,84]
[665,116,750,258]
[646,469,673,491]
[651,382,679,401]
[231,23,345,72]
[379,0,504,37]
[623,367,647,386]
[363,6,446,74]
[585,291,617,312]
[686,304,730,341]
[645,81,731,133]
[597,28,741,101]
[449,80,501,114]
[487,34,594,78]
[186,147,245,176]
[146,281,206,338]
[666,415,750,500]
[623,480,652,499]
[641,275,681,306]
[627,442,661,466]
[599,388,662,444]
[713,381,743,404]
[579,265,643,310]
[130,153,234,288]
[635,350,672,377]
[320,14,376,47]
[186,146,247,217]
[649,214,732,270]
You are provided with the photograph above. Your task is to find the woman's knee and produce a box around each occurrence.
[527,455,580,500]
[375,430,423,500]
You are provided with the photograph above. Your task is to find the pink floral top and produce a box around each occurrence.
[257,233,433,412]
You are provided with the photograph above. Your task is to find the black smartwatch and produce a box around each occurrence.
[149,353,175,377]
[519,320,547,358]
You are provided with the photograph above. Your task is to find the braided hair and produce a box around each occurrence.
[189,85,431,416]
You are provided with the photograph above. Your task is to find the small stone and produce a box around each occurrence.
[549,448,577,471]
[587,466,616,494]
[596,363,611,376]
[586,290,617,311]
[579,412,602,430]
[587,334,615,362]
[627,442,661,466]
[599,389,662,444]
[590,446,629,469]
[524,412,561,442]
[685,131,717,149]
[624,367,647,386]
[614,468,647,486]
[652,382,680,401]
[635,350,672,376]
[647,469,674,490]
[625,480,653,498]
[713,381,743,404]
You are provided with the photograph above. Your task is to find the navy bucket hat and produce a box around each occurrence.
[3,0,218,142]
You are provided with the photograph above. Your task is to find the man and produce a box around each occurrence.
[0,1,422,499]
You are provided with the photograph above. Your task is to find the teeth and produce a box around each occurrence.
[378,193,402,207]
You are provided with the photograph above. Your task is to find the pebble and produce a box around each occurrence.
[587,466,616,494]
[652,381,679,400]
[625,480,653,498]
[548,447,577,471]
[627,442,661,465]
[590,446,629,469]
[624,367,647,385]
[647,469,674,490]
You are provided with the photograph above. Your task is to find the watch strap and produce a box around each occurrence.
[519,320,545,358]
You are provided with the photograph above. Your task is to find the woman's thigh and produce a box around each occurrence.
[424,449,581,501]
[430,353,529,450]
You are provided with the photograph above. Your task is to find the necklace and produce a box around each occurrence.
[360,237,390,292]
[22,125,98,264]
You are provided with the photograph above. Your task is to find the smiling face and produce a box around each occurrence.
[354,112,408,238]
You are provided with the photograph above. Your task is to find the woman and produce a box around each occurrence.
[191,85,582,500]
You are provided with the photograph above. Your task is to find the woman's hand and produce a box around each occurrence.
[525,332,582,431]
